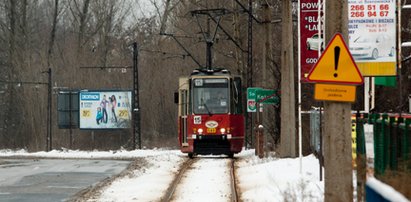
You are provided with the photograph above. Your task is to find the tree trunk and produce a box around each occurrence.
[47,0,59,67]
[77,0,91,55]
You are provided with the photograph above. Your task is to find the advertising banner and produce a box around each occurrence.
[348,0,397,76]
[79,91,132,129]
[299,0,324,82]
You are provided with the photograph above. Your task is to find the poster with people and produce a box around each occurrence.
[79,91,132,129]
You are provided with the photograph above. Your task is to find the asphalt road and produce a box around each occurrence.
[0,158,130,202]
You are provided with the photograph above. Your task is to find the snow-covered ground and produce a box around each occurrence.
[0,149,323,201]
[0,148,408,201]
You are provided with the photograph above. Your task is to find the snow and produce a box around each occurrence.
[92,153,184,202]
[366,177,409,202]
[236,151,323,201]
[0,148,407,201]
[172,158,232,202]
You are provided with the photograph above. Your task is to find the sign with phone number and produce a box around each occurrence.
[350,4,390,18]
[348,0,396,76]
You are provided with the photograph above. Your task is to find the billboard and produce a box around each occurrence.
[79,91,132,129]
[299,0,324,82]
[58,91,79,129]
[348,0,397,76]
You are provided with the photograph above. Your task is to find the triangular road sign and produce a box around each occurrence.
[307,33,363,85]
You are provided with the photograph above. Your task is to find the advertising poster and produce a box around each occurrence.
[299,0,324,82]
[348,0,397,76]
[79,91,132,129]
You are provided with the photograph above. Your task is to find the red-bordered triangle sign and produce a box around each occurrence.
[307,33,363,85]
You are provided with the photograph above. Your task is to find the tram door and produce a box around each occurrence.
[179,77,189,146]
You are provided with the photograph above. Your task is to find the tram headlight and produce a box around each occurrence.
[220,128,226,134]
[198,128,203,134]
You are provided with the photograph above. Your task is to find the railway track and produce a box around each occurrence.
[161,157,239,202]
[230,159,239,202]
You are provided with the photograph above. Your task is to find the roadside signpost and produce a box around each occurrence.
[308,33,363,102]
[308,32,363,201]
[247,87,279,158]
[247,88,279,112]
[247,87,259,113]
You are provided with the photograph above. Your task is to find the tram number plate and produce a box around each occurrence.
[207,128,216,133]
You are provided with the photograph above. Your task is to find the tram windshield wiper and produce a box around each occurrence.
[201,98,212,116]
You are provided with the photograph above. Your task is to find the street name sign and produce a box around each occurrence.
[247,87,259,112]
[256,89,279,104]
[247,88,279,112]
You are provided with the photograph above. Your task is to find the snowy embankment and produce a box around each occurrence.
[0,149,324,201]
[1,148,407,201]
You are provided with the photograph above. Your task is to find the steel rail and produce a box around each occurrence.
[230,158,239,202]
[161,158,197,202]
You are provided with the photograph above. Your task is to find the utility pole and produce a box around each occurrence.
[280,0,296,157]
[324,1,353,201]
[48,68,52,152]
[245,0,254,149]
[133,42,141,150]
[261,1,272,156]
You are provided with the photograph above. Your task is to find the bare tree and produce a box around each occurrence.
[47,0,59,67]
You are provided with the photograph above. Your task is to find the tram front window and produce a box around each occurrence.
[193,78,229,114]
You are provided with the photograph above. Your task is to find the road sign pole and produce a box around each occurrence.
[323,1,353,202]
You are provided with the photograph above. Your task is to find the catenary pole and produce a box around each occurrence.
[133,42,141,150]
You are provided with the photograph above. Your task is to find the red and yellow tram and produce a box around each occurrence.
[176,68,244,158]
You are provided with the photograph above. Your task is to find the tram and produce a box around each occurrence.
[176,68,244,158]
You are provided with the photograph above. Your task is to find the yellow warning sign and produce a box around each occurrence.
[307,33,364,85]
[314,83,357,102]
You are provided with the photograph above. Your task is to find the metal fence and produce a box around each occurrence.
[355,113,411,175]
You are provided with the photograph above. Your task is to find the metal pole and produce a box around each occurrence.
[298,0,303,174]
[319,106,323,181]
[397,0,402,112]
[245,0,253,149]
[47,68,52,151]
[133,42,141,150]
[206,41,213,70]
[69,92,72,148]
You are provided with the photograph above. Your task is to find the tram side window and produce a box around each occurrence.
[188,80,192,114]
[232,77,242,114]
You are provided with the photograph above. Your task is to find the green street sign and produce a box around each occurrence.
[256,89,279,104]
[247,88,279,112]
[246,88,261,112]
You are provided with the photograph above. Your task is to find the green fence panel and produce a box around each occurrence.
[356,114,366,155]
[382,114,389,174]
[399,118,411,170]
[388,117,398,170]
[370,114,410,174]
[374,114,385,175]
